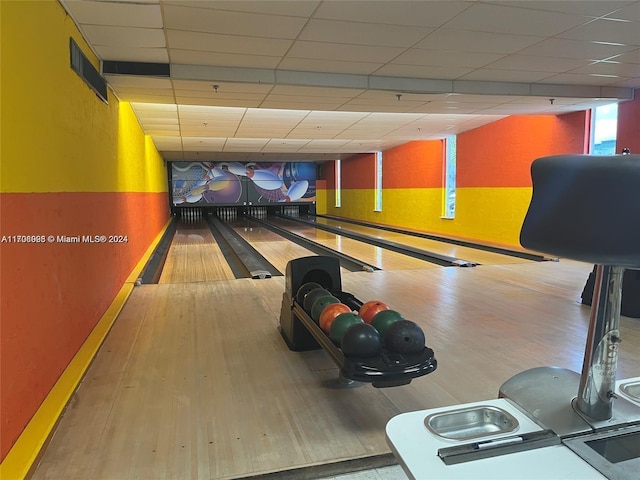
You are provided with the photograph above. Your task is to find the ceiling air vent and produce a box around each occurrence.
[70,38,108,104]
[102,61,170,77]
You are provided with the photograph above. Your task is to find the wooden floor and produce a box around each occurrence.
[314,216,534,266]
[159,222,236,283]
[30,254,640,479]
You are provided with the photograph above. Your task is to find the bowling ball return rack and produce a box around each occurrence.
[279,256,437,389]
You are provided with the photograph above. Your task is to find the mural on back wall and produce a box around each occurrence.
[171,161,316,206]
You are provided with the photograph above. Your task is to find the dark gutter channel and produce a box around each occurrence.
[247,216,379,273]
[276,215,476,268]
[315,214,553,262]
[206,215,282,279]
[138,216,179,284]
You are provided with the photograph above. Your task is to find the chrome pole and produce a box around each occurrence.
[575,265,624,420]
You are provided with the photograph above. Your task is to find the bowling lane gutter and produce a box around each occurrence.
[316,214,555,262]
[206,215,282,279]
[246,215,379,273]
[275,215,476,268]
[137,216,179,284]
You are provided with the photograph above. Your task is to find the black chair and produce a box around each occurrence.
[500,154,640,432]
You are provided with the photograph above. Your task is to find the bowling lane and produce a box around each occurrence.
[312,216,534,266]
[265,217,442,270]
[159,221,236,283]
[226,217,332,274]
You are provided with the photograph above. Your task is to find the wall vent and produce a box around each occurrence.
[70,38,108,104]
[103,61,170,77]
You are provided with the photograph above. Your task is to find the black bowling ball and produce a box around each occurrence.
[296,282,323,304]
[303,287,331,313]
[341,323,382,357]
[384,320,425,354]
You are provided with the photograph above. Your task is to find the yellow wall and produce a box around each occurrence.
[1,1,165,194]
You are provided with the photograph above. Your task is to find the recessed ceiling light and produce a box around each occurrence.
[591,40,628,46]
[589,74,620,78]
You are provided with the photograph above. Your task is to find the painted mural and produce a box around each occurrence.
[171,161,316,206]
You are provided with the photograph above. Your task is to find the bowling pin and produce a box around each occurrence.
[247,169,283,190]
[285,180,309,202]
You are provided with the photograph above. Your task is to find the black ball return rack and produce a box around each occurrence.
[279,256,437,388]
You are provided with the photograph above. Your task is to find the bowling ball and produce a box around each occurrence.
[341,323,382,358]
[359,300,389,324]
[371,310,404,337]
[311,295,340,324]
[303,288,331,313]
[319,303,352,333]
[384,320,426,354]
[296,282,322,304]
[330,312,363,345]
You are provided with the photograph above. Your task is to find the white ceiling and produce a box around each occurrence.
[60,0,640,162]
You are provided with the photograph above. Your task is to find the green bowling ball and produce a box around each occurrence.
[330,312,364,346]
[311,295,340,324]
[371,309,404,337]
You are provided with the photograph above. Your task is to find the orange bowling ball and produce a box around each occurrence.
[319,303,352,333]
[359,300,389,324]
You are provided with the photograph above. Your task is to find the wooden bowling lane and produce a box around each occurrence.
[226,217,330,274]
[158,221,236,283]
[268,217,442,271]
[314,216,535,266]
[29,260,640,480]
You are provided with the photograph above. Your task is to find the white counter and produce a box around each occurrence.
[385,398,605,480]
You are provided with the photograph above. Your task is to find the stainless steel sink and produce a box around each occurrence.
[619,380,640,403]
[424,405,519,441]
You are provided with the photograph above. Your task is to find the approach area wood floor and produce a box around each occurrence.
[30,260,640,480]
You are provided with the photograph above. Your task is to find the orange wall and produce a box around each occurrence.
[0,193,167,459]
[457,112,588,187]
[341,153,375,188]
[617,89,640,154]
[384,140,444,188]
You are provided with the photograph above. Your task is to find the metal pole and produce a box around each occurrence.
[575,265,624,420]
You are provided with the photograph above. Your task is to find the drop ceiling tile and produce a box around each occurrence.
[181,137,227,148]
[299,19,433,48]
[169,49,281,69]
[114,93,176,103]
[287,41,404,63]
[64,1,162,27]
[259,101,347,110]
[106,75,172,88]
[491,1,633,16]
[603,2,640,21]
[82,25,165,48]
[540,72,629,85]
[166,30,293,56]
[263,94,351,105]
[391,49,504,68]
[174,90,267,102]
[485,55,590,72]
[609,48,640,64]
[163,4,307,38]
[443,2,592,36]
[573,61,640,77]
[314,0,471,27]
[95,46,169,63]
[414,29,544,54]
[519,37,637,60]
[558,18,640,46]
[269,85,363,98]
[163,1,319,17]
